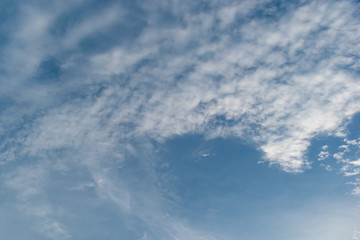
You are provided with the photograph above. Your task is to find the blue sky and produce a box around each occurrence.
[1,0,360,239]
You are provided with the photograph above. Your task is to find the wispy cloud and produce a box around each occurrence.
[1,0,360,239]
[3,160,70,239]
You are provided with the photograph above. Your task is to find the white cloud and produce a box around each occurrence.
[3,161,70,240]
[92,172,131,211]
[1,0,360,239]
[330,138,360,177]
[324,165,332,172]
[352,187,360,196]
[4,163,48,198]
[62,6,124,48]
[37,218,70,240]
[318,151,330,161]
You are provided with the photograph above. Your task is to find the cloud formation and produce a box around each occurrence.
[1,0,360,239]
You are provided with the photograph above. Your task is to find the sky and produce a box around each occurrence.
[1,0,360,239]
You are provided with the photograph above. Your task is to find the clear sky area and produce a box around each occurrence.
[1,0,360,239]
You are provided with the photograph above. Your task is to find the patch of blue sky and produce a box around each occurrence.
[160,134,359,239]
[346,113,360,139]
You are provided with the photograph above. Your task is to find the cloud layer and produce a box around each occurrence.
[1,0,360,239]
